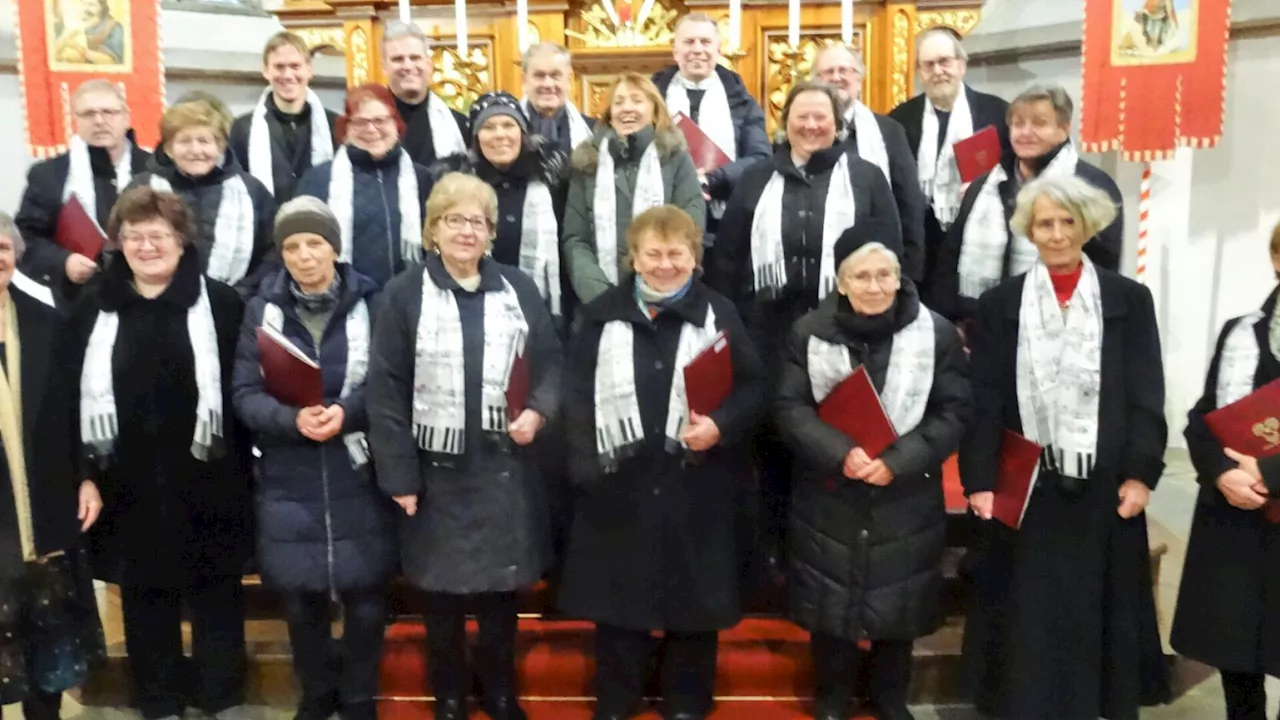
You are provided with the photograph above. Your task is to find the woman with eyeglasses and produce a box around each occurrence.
[368,173,563,720]
[297,83,433,289]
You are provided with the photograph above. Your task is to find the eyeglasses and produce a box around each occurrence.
[918,56,959,73]
[441,213,492,231]
[848,269,897,289]
[75,108,124,120]
[349,116,395,131]
[821,66,862,78]
[120,232,176,247]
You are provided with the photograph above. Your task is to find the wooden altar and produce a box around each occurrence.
[274,0,984,135]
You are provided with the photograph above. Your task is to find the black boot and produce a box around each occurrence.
[810,633,854,720]
[20,690,62,720]
[475,593,524,720]
[866,641,915,720]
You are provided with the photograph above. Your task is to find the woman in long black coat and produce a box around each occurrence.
[558,205,767,720]
[367,172,562,720]
[1171,220,1280,719]
[960,174,1168,720]
[775,219,970,720]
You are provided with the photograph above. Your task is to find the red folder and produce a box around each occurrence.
[256,326,323,408]
[684,330,733,415]
[506,351,531,422]
[1204,377,1280,523]
[817,366,898,458]
[990,429,1043,530]
[953,125,1002,184]
[55,195,107,260]
[673,111,732,172]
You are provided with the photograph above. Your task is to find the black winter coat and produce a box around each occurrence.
[775,284,970,641]
[15,137,150,304]
[929,142,1126,323]
[394,95,471,167]
[0,287,83,575]
[72,250,252,588]
[522,100,596,156]
[708,143,902,378]
[368,255,563,593]
[128,151,278,297]
[959,268,1169,719]
[229,97,340,203]
[557,278,767,631]
[1172,287,1280,677]
[231,265,397,593]
[296,145,433,290]
[843,111,927,284]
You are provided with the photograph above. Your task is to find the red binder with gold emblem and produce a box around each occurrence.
[1204,377,1280,523]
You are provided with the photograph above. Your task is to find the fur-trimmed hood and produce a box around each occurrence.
[570,125,688,175]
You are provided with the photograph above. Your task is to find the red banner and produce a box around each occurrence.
[14,0,164,158]
[1080,0,1231,161]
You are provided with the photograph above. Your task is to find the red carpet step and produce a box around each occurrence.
[376,698,883,718]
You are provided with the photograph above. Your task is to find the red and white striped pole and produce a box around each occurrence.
[1135,163,1152,284]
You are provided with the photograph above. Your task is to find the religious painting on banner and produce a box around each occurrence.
[15,0,163,156]
[1081,0,1229,160]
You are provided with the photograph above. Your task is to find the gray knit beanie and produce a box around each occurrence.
[274,195,342,254]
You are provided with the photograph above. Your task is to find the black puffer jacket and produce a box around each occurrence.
[775,282,970,641]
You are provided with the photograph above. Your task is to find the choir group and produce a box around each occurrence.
[2,12,1277,720]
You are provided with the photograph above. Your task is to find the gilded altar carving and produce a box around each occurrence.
[582,75,616,117]
[567,0,686,48]
[293,26,346,55]
[431,44,492,112]
[348,25,371,86]
[916,10,981,37]
[891,9,911,107]
[762,31,866,136]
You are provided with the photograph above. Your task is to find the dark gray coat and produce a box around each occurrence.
[367,254,563,593]
[775,284,970,641]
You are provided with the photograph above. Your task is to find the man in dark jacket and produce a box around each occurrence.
[521,42,595,155]
[888,28,1010,292]
[381,20,470,167]
[652,13,771,262]
[813,43,926,284]
[229,32,339,203]
[15,78,150,305]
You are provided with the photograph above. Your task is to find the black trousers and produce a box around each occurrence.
[753,424,793,567]
[593,624,718,716]
[811,634,913,714]
[120,576,247,719]
[19,689,61,720]
[422,591,519,705]
[282,587,388,720]
[1221,671,1277,720]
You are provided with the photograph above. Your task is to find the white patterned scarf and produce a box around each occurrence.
[917,88,973,230]
[148,174,256,285]
[1015,259,1103,479]
[665,72,736,219]
[81,277,223,462]
[247,88,335,197]
[594,305,718,470]
[63,135,134,232]
[411,268,529,454]
[427,93,468,159]
[958,142,1079,299]
[522,99,593,148]
[327,146,423,267]
[806,308,936,435]
[848,102,890,185]
[261,298,370,467]
[519,179,562,317]
[593,134,665,284]
[749,152,856,301]
[1213,301,1280,408]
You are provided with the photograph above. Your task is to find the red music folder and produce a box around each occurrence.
[256,326,323,408]
[55,195,107,260]
[673,111,732,172]
[1204,377,1280,523]
[817,366,898,458]
[506,351,531,422]
[953,125,1002,184]
[991,429,1043,530]
[684,330,733,416]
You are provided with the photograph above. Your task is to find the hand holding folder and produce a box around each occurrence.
[673,112,732,172]
[684,331,733,415]
[506,351,531,423]
[1203,377,1280,523]
[989,430,1043,530]
[953,125,1002,184]
[55,195,107,260]
[257,326,323,408]
[817,366,898,459]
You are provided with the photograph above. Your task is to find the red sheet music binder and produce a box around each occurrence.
[506,351,531,422]
[953,125,1002,184]
[673,111,732,172]
[684,330,732,416]
[257,326,323,408]
[817,366,898,458]
[55,195,107,260]
[991,429,1043,530]
[1204,377,1280,523]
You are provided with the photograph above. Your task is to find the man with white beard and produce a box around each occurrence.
[381,20,470,167]
[521,43,595,155]
[812,43,925,284]
[889,28,1009,287]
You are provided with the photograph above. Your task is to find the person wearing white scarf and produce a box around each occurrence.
[382,21,470,166]
[959,174,1168,720]
[520,42,595,155]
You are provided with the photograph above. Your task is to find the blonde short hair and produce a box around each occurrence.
[626,205,703,265]
[838,242,900,277]
[160,100,230,149]
[423,172,498,251]
[1010,174,1118,243]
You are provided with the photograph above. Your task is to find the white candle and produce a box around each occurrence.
[841,0,853,44]
[455,0,468,55]
[728,0,741,50]
[788,0,800,47]
[516,0,529,51]
[397,0,409,23]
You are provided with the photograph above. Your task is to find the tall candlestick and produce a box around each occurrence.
[455,0,468,55]
[841,0,853,44]
[787,0,800,47]
[397,0,409,22]
[516,0,529,51]
[728,0,741,49]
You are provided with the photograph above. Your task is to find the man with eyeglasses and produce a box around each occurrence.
[15,78,150,305]
[381,20,470,167]
[520,43,595,156]
[812,43,926,284]
[888,27,1009,287]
